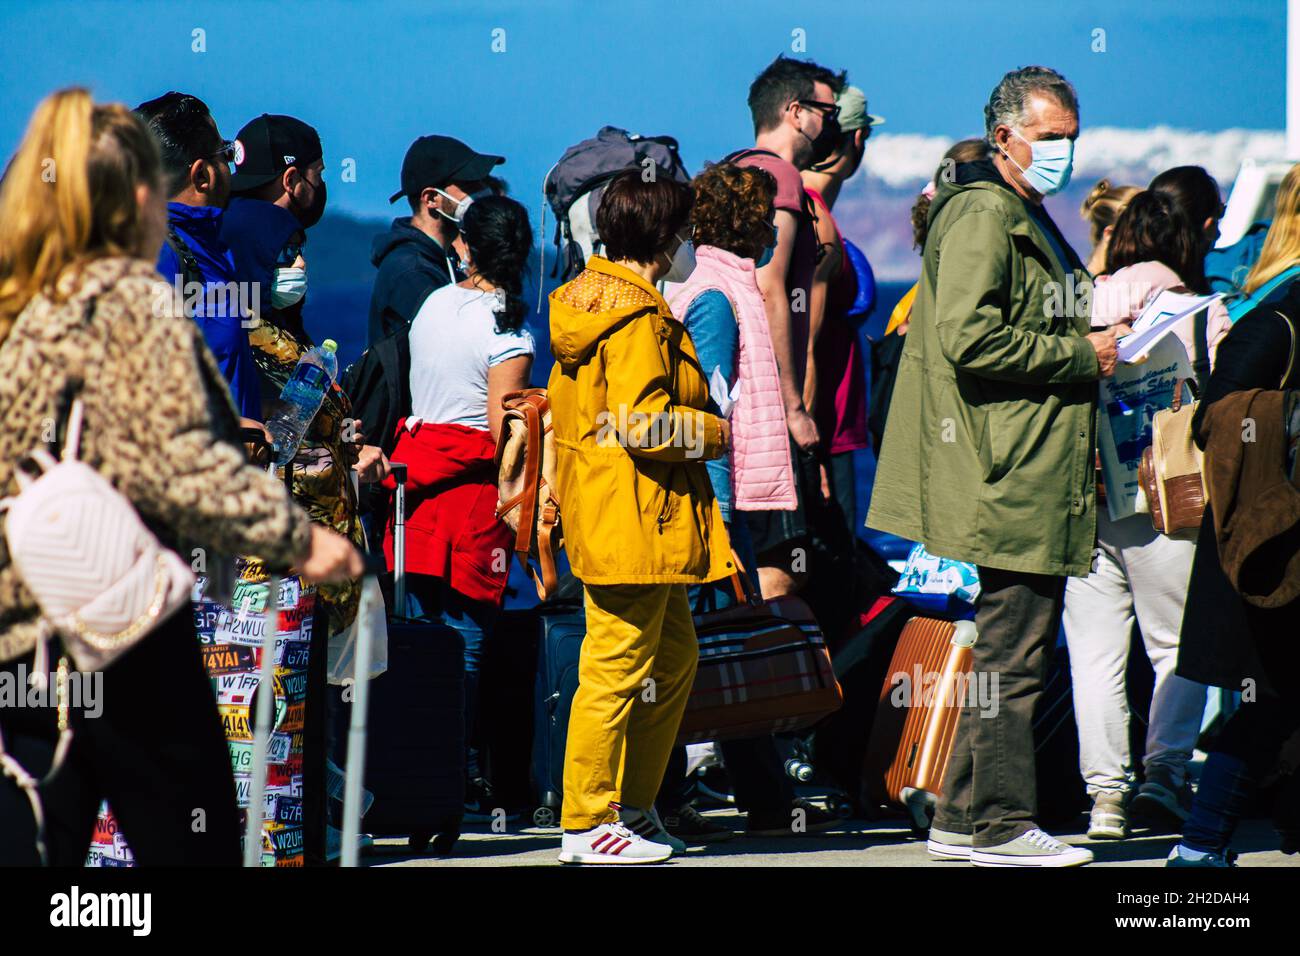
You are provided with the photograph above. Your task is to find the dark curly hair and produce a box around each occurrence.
[690,163,777,261]
[461,194,534,333]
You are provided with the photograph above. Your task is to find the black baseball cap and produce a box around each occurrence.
[229,114,323,192]
[389,135,504,204]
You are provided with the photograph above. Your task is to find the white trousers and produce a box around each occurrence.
[1063,509,1208,796]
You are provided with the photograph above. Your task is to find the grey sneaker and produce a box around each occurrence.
[1166,844,1237,867]
[970,828,1094,868]
[1088,790,1129,840]
[1133,767,1193,827]
[927,827,972,860]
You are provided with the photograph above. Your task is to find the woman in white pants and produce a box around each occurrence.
[1067,174,1229,839]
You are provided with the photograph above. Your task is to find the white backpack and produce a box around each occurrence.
[1,397,194,670]
[0,397,193,863]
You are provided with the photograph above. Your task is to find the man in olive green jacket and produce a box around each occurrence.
[867,67,1124,867]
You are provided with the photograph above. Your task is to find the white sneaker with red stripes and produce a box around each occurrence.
[558,822,673,864]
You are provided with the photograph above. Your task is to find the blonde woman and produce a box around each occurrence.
[1080,178,1141,276]
[1227,163,1300,320]
[0,89,362,866]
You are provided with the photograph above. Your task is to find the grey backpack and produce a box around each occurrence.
[542,126,690,282]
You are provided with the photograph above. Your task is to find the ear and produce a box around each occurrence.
[993,124,1014,153]
[282,166,299,194]
[187,158,207,194]
[854,129,867,150]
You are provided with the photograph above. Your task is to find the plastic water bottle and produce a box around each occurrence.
[267,339,339,466]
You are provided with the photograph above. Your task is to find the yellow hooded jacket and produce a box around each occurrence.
[547,256,734,585]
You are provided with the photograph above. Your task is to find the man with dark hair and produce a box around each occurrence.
[218,112,386,868]
[729,55,844,601]
[135,92,261,420]
[367,135,504,346]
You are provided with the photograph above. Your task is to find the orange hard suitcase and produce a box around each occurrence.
[861,617,977,829]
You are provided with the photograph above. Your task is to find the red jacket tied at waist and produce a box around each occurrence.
[382,418,512,605]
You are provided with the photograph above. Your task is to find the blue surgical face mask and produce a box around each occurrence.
[1003,128,1074,196]
[270,266,307,308]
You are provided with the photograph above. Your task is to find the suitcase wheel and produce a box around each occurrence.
[829,797,855,820]
[431,831,459,857]
[899,787,936,834]
[532,805,558,828]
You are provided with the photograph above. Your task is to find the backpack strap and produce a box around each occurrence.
[532,499,560,601]
[165,227,205,297]
[1277,308,1299,388]
[720,147,780,164]
[1192,304,1211,393]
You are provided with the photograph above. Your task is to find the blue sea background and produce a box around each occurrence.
[304,275,915,606]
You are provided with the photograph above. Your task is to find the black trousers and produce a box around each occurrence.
[931,567,1067,847]
[304,602,329,866]
[0,608,240,866]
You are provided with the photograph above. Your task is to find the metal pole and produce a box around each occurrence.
[243,575,279,867]
[1289,0,1300,159]
[391,462,408,614]
[340,581,375,868]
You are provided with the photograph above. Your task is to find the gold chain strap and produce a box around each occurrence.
[66,553,169,648]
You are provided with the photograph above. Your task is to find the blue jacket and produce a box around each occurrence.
[156,202,262,419]
[366,217,458,346]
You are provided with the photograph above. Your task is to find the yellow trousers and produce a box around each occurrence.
[561,583,699,830]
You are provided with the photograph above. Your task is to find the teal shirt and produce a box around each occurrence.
[681,290,736,521]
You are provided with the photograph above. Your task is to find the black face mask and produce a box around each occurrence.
[294,174,327,229]
[805,116,842,167]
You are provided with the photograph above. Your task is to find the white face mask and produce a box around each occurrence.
[662,234,696,283]
[271,266,307,308]
[434,187,490,225]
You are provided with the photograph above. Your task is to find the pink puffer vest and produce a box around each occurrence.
[668,244,795,510]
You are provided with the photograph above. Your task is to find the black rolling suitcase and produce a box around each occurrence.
[477,607,540,815]
[529,601,585,827]
[361,462,465,855]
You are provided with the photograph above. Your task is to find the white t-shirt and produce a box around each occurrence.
[408,284,535,431]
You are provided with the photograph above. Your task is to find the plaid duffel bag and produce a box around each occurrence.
[676,563,842,744]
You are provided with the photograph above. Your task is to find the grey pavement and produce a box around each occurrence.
[368,811,1294,868]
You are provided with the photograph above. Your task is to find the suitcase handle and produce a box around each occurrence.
[726,550,762,607]
[390,462,408,611]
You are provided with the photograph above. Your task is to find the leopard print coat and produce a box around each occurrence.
[0,256,314,664]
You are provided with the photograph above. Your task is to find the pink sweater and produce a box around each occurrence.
[668,245,796,511]
[1091,260,1230,369]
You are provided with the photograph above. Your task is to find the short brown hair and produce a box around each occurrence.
[596,169,693,264]
[691,163,776,261]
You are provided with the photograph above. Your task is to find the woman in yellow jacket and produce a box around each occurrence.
[548,170,734,864]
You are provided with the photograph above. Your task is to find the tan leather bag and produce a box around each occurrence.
[494,388,563,599]
[1138,378,1206,538]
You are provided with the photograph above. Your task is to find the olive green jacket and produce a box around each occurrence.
[867,160,1100,577]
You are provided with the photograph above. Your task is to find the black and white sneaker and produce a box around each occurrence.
[663,805,736,843]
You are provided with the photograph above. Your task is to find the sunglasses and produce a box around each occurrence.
[276,238,306,267]
[209,140,237,164]
[797,99,840,121]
